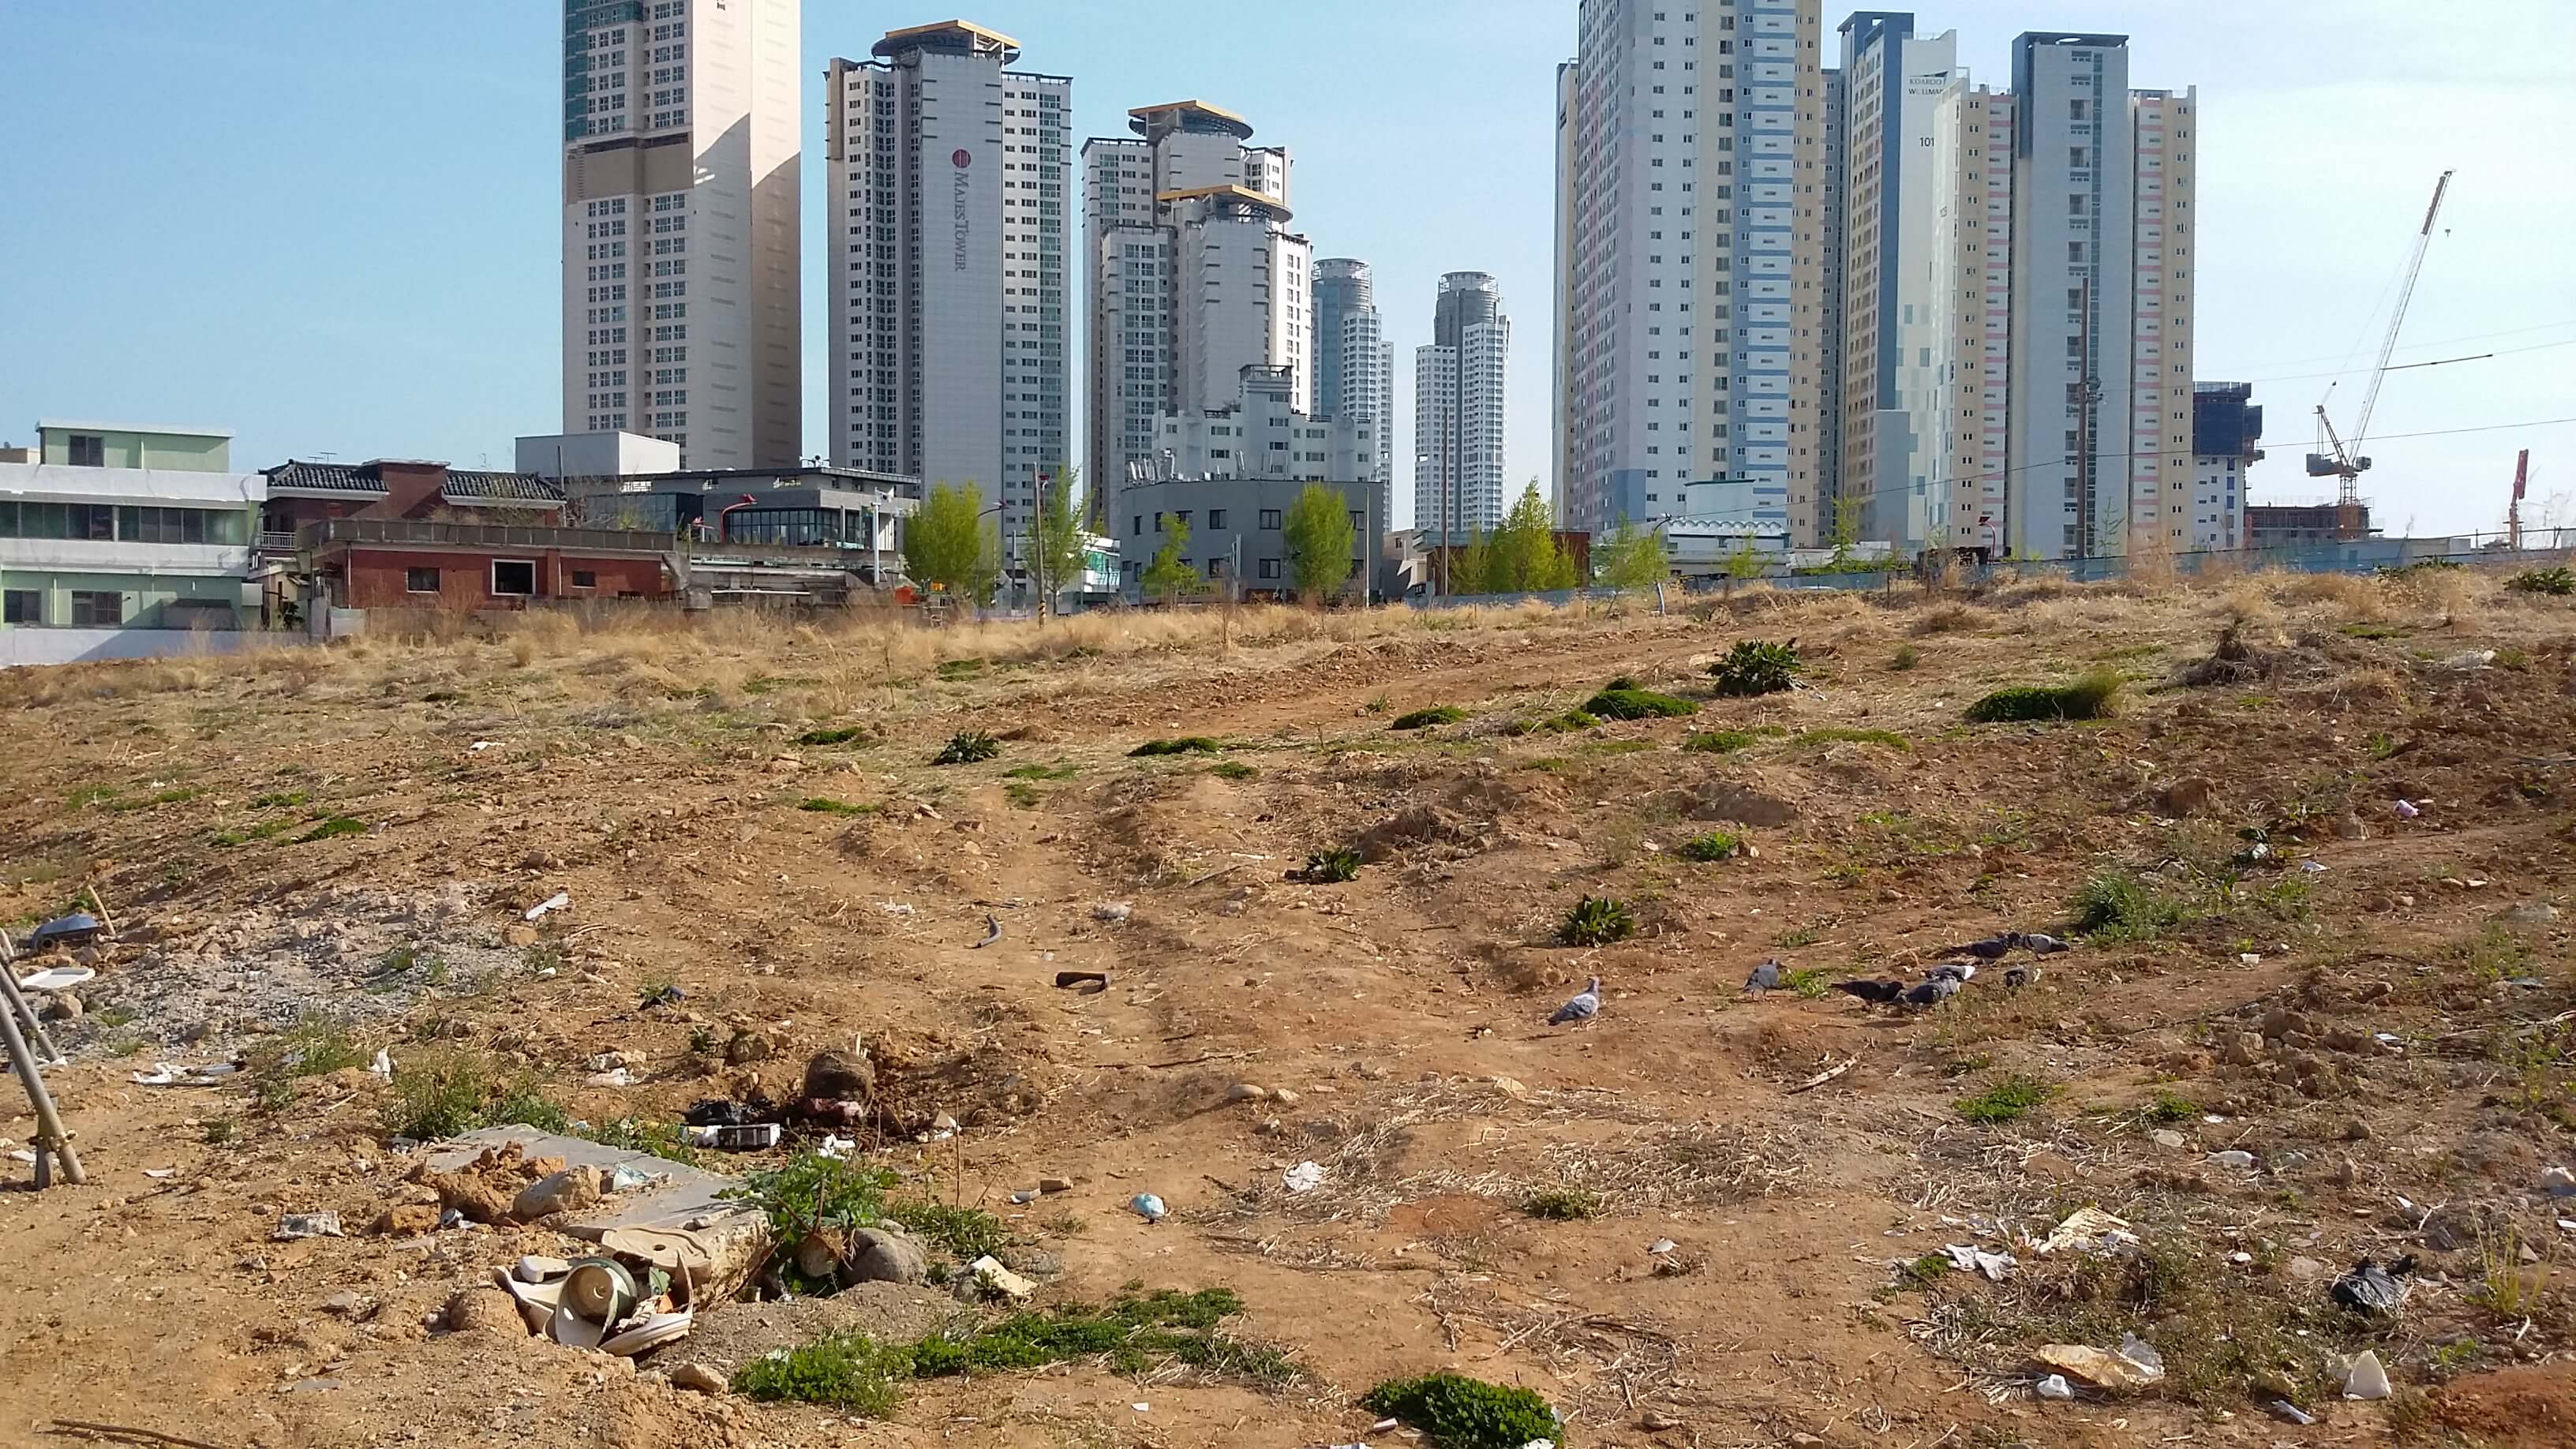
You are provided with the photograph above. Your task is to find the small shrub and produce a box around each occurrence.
[1522,1189,1600,1220]
[1559,895,1634,946]
[1582,686,1699,721]
[487,1071,572,1133]
[723,1152,898,1245]
[797,725,878,747]
[1208,760,1258,781]
[2504,566,2574,597]
[1301,847,1362,883]
[798,797,873,816]
[1002,762,1079,780]
[2070,868,2188,942]
[1363,1372,1562,1449]
[294,815,366,843]
[1956,1074,2057,1124]
[1792,727,1909,751]
[202,1117,238,1146]
[1363,692,1391,714]
[732,1333,910,1416]
[1541,709,1600,732]
[886,1200,1011,1263]
[1784,967,1832,1000]
[1676,830,1742,863]
[1710,638,1801,697]
[1683,728,1765,754]
[1391,706,1468,731]
[250,789,310,809]
[584,1117,700,1166]
[247,1013,365,1084]
[1890,644,1921,671]
[936,657,988,680]
[1130,737,1220,757]
[932,730,1001,766]
[1965,668,2121,723]
[2144,1088,2200,1124]
[382,1053,495,1141]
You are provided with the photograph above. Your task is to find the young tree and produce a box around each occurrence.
[1723,537,1769,580]
[1488,481,1576,592]
[1140,515,1203,604]
[904,482,998,601]
[1023,465,1088,618]
[1282,483,1357,605]
[1593,516,1670,590]
[1449,529,1493,597]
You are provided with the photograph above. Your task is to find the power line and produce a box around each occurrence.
[2229,335,2576,387]
[2217,316,2576,375]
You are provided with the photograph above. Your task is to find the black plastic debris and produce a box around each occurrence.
[2330,1255,2417,1314]
[27,913,101,949]
[683,1095,774,1129]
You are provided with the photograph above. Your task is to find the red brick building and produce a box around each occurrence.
[259,459,567,537]
[298,519,675,612]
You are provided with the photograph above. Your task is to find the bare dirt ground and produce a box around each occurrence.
[2,564,2573,1449]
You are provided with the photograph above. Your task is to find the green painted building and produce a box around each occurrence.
[36,420,234,472]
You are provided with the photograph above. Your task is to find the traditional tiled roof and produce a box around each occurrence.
[260,460,562,505]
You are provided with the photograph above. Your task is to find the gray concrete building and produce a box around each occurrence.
[1113,474,1382,603]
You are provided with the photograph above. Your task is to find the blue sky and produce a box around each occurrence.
[3,1,2570,534]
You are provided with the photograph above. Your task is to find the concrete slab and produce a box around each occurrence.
[427,1125,769,1297]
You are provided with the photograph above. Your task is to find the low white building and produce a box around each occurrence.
[2,447,267,666]
[1133,365,1372,489]
[516,430,683,481]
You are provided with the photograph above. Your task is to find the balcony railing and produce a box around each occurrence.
[297,518,676,553]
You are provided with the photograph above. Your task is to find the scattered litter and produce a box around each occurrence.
[2299,859,2328,874]
[2037,1207,2140,1256]
[12,964,93,993]
[523,891,571,922]
[2035,1375,2075,1401]
[275,1212,344,1241]
[1092,902,1133,923]
[818,1135,857,1160]
[585,1068,635,1088]
[2342,1349,2392,1400]
[1132,1403,1149,1413]
[2209,1150,2257,1170]
[27,913,103,949]
[1942,1243,2017,1282]
[1282,1161,1325,1194]
[6,1150,34,1165]
[2395,799,2421,819]
[2272,1399,2316,1425]
[1648,1238,1679,1256]
[2035,1337,2164,1392]
[682,1123,781,1151]
[2440,650,2497,670]
[1371,1421,1399,1434]
[605,1163,663,1194]
[1053,970,1111,991]
[142,1168,177,1180]
[878,901,916,917]
[519,1256,571,1283]
[1129,1193,1168,1223]
[131,1061,240,1086]
[2330,1256,2415,1315]
[367,1048,393,1080]
[2239,953,2263,966]
[2542,1166,2576,1198]
[470,740,504,752]
[1010,1189,1039,1205]
[968,1256,1037,1301]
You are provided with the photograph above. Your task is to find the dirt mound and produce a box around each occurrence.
[1663,779,1799,827]
[2434,1362,2576,1448]
[1354,803,1486,863]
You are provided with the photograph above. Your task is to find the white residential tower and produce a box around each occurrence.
[560,0,801,468]
[1415,272,1511,538]
[1312,259,1395,530]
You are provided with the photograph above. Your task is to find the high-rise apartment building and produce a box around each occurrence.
[2188,381,2260,552]
[825,22,1070,557]
[1312,259,1395,529]
[1554,0,1827,541]
[560,0,800,469]
[1836,14,1961,550]
[2002,33,2196,560]
[1818,65,1846,524]
[1926,80,2015,555]
[1083,103,1309,515]
[1415,272,1512,538]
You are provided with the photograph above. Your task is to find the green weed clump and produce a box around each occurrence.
[1676,830,1742,863]
[1956,1074,2058,1125]
[294,815,366,842]
[932,730,1001,766]
[2070,868,2188,942]
[1709,638,1802,697]
[1130,737,1220,757]
[379,1054,567,1141]
[721,1152,898,1244]
[796,725,878,747]
[798,797,874,816]
[1792,727,1909,750]
[1541,710,1601,732]
[1209,761,1259,781]
[885,1200,1011,1263]
[2504,566,2574,596]
[1965,668,2122,723]
[1559,895,1635,946]
[1002,762,1079,781]
[1683,728,1761,754]
[1391,706,1468,731]
[732,1335,912,1416]
[1784,967,1832,999]
[1301,847,1363,883]
[1582,686,1699,721]
[1521,1189,1600,1221]
[1362,1372,1562,1449]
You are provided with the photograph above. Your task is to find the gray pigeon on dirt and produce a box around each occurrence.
[1550,976,1604,1026]
[2003,964,2042,990]
[2019,931,2073,956]
[1834,979,1907,1005]
[1900,976,1961,1009]
[1955,934,2016,960]
[1925,960,1979,985]
[1744,958,1784,994]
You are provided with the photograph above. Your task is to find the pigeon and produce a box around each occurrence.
[1549,976,1604,1026]
[1744,958,1784,994]
[2019,931,2073,956]
[971,913,1002,949]
[1955,934,2016,960]
[1833,979,1907,1005]
[1925,960,1979,985]
[2003,964,2042,990]
[1900,976,1961,1009]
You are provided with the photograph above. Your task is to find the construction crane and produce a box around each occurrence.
[2507,448,2529,552]
[2308,169,2456,505]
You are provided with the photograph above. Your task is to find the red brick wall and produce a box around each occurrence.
[335,548,666,609]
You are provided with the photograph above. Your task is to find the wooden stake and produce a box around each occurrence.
[84,885,118,939]
[1787,1057,1857,1095]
